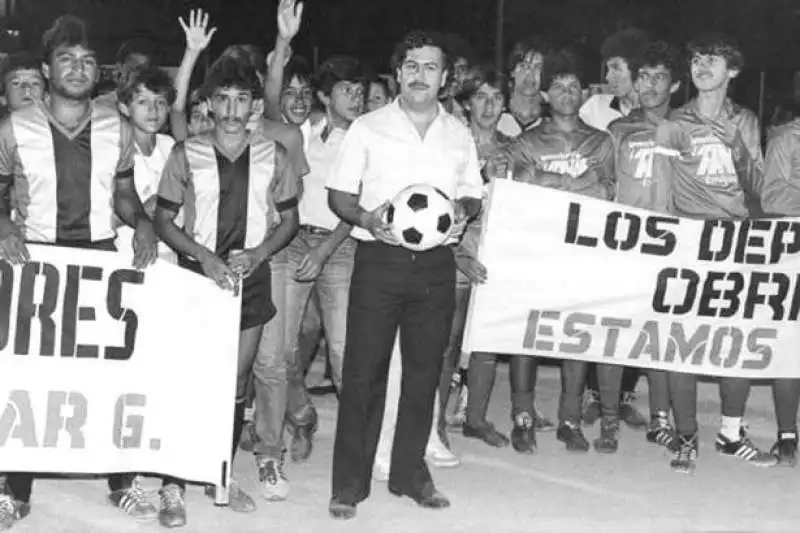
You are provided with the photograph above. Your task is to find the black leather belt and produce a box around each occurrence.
[299,224,332,235]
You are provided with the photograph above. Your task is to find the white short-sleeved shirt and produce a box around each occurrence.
[300,118,347,231]
[326,99,483,241]
[579,93,632,132]
[116,133,177,262]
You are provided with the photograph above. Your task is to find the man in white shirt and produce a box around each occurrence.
[326,30,482,520]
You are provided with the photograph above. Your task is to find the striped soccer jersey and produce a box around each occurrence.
[156,131,298,258]
[0,100,134,243]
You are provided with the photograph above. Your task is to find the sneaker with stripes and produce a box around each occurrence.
[646,416,678,452]
[715,427,778,467]
[670,433,698,474]
[108,481,158,520]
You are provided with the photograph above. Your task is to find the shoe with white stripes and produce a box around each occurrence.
[108,482,158,520]
[0,493,30,531]
[715,427,778,467]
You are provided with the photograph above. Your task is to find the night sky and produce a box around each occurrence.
[7,0,800,90]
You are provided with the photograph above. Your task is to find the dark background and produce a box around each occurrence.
[2,0,800,112]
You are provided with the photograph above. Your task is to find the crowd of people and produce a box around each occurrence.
[0,0,799,529]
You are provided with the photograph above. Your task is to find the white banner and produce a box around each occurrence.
[0,246,240,486]
[463,179,800,379]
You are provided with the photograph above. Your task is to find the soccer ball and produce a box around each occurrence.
[386,184,454,252]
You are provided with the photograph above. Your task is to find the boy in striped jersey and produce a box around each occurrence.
[154,55,299,527]
[0,15,159,530]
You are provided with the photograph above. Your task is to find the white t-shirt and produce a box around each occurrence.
[327,99,483,241]
[116,133,178,263]
[299,118,346,231]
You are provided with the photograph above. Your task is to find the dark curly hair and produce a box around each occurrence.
[390,30,451,74]
[600,28,649,73]
[687,33,744,71]
[455,63,509,106]
[42,15,94,63]
[202,55,262,97]
[540,50,583,92]
[117,65,176,106]
[635,40,685,82]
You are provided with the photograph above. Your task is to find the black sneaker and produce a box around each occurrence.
[158,484,187,529]
[108,482,158,521]
[556,422,590,452]
[0,494,29,531]
[671,434,698,474]
[771,431,798,467]
[593,417,620,454]
[619,392,648,430]
[463,422,510,448]
[510,412,536,454]
[581,391,601,427]
[715,427,778,467]
[646,418,678,452]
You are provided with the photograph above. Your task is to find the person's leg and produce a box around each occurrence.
[373,336,403,481]
[389,246,455,508]
[716,377,775,467]
[645,370,676,450]
[438,282,471,436]
[593,363,623,453]
[556,360,590,452]
[282,234,318,462]
[772,379,800,466]
[330,243,405,519]
[463,351,508,448]
[668,371,698,474]
[252,250,291,497]
[509,355,537,453]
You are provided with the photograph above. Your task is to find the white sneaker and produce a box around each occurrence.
[426,442,461,468]
[257,455,290,501]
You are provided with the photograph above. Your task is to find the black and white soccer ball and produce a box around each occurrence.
[386,184,454,252]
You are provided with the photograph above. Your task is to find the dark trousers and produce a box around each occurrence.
[5,473,135,503]
[586,364,639,396]
[331,242,455,505]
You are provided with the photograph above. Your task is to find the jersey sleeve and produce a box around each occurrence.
[271,143,299,212]
[326,121,368,195]
[156,143,190,212]
[0,118,17,185]
[116,119,135,179]
[761,127,800,216]
[735,110,765,200]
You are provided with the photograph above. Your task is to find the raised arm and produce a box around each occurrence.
[169,9,217,141]
[264,0,303,121]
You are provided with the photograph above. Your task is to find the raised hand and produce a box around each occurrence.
[277,0,304,41]
[179,9,217,54]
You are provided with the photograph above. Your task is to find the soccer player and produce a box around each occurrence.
[453,64,514,449]
[326,30,481,520]
[0,15,158,530]
[654,34,774,473]
[154,55,299,526]
[605,41,683,453]
[580,28,648,132]
[0,51,45,114]
[116,65,178,264]
[497,38,549,138]
[751,96,800,467]
[579,28,651,431]
[503,49,614,453]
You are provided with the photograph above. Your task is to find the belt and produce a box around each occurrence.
[299,224,332,235]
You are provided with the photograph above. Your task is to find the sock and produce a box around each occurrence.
[720,416,742,441]
[779,428,798,441]
[232,400,246,460]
